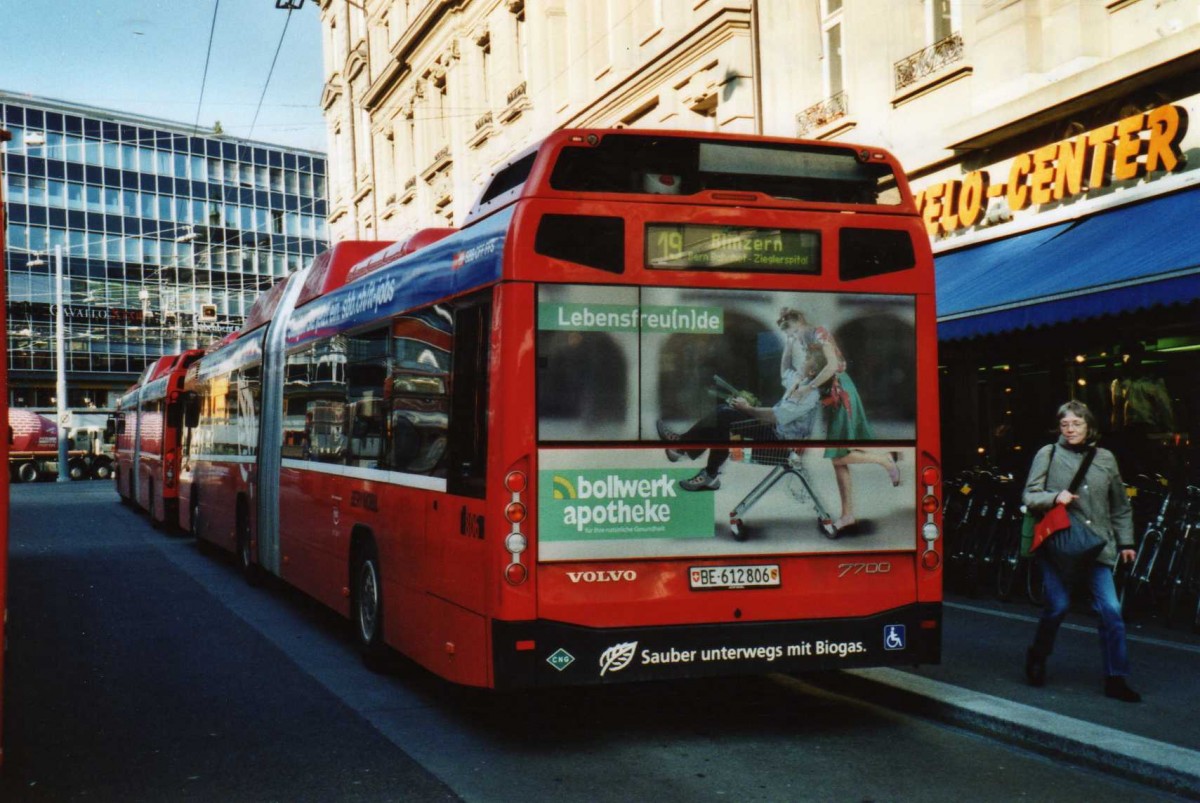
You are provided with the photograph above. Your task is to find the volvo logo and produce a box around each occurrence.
[566,570,637,583]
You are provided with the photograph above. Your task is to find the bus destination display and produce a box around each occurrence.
[646,224,819,272]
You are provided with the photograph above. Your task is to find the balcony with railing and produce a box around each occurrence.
[796,91,849,138]
[894,32,967,98]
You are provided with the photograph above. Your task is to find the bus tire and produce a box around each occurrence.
[148,481,164,529]
[92,458,113,481]
[352,539,388,670]
[236,511,264,587]
[17,461,40,484]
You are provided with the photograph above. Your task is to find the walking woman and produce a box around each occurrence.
[1021,400,1141,702]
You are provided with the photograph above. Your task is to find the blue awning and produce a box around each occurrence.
[936,186,1200,340]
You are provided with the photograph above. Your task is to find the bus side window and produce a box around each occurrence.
[446,296,491,498]
[346,326,389,467]
[385,310,451,476]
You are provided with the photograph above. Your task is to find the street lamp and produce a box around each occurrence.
[29,247,70,481]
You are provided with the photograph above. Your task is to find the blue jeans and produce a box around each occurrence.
[1032,556,1130,677]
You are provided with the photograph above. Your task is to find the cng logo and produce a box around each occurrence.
[552,475,577,499]
[884,624,906,651]
[599,641,638,676]
[547,648,575,672]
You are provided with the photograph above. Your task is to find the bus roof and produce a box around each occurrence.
[463,128,915,227]
[343,228,457,285]
[294,241,395,309]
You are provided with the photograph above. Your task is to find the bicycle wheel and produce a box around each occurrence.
[993,519,1022,602]
[1165,541,1194,628]
[995,552,1022,602]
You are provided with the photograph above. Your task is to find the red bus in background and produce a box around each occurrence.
[182,129,943,688]
[1,127,11,763]
[113,349,203,528]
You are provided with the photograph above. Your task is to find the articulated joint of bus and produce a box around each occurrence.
[503,470,529,584]
[919,463,941,570]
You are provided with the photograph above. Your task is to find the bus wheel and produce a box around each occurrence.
[68,458,88,481]
[352,540,388,669]
[17,461,40,483]
[148,481,164,529]
[236,515,264,587]
[92,459,113,480]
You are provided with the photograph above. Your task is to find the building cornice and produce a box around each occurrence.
[564,6,752,127]
[946,28,1200,152]
[363,0,466,111]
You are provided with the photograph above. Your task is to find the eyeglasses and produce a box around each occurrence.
[1059,419,1086,431]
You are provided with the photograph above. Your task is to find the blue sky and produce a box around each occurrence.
[0,0,328,152]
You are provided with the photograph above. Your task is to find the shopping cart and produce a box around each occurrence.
[727,419,838,541]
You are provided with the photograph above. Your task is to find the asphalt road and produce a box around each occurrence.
[1,482,1183,802]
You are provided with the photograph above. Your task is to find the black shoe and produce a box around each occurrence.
[1104,676,1142,703]
[1025,648,1046,687]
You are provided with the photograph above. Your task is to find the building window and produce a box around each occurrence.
[478,32,491,108]
[927,0,957,44]
[822,0,844,99]
[512,2,526,81]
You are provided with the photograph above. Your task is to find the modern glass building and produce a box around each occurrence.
[1,91,328,409]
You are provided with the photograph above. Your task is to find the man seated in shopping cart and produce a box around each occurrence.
[658,350,825,492]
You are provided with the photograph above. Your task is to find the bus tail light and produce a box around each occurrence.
[504,462,529,585]
[505,471,527,493]
[505,502,527,523]
[165,450,178,487]
[920,463,941,572]
[505,562,528,585]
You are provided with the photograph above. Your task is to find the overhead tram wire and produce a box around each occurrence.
[192,0,223,136]
[248,5,295,143]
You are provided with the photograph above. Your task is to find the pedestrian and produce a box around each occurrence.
[1021,400,1141,702]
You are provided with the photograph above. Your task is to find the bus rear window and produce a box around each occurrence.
[646,223,819,273]
[550,134,901,205]
[839,228,916,280]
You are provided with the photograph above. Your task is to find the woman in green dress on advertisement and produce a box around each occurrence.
[777,307,899,534]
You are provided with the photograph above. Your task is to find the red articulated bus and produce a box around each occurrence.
[113,349,203,527]
[181,129,943,688]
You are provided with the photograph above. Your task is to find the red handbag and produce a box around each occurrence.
[1029,446,1096,553]
[1031,503,1071,552]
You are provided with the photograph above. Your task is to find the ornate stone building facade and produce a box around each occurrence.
[317,0,1200,477]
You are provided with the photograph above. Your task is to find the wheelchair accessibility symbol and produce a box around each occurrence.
[883,624,906,651]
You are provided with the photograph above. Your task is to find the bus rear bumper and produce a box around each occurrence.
[492,602,941,689]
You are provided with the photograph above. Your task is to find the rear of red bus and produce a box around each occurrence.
[479,130,942,687]
[137,350,203,527]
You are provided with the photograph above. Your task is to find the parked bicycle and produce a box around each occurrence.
[1162,485,1200,631]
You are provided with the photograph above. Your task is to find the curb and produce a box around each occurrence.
[801,667,1200,800]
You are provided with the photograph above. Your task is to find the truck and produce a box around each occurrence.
[8,408,116,482]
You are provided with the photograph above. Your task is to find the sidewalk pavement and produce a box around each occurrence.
[807,596,1200,800]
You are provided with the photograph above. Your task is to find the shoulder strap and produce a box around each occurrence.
[1067,447,1096,494]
